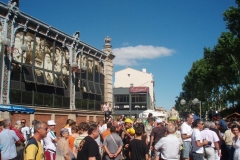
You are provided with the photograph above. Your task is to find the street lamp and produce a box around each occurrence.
[192,98,201,120]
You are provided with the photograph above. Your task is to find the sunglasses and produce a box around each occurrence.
[21,122,25,123]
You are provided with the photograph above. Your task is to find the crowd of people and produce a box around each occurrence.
[0,113,239,160]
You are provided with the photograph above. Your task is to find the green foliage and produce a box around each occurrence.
[175,1,240,117]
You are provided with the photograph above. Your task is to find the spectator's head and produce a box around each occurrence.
[135,126,143,136]
[98,120,103,126]
[88,124,99,139]
[60,128,69,139]
[71,125,78,134]
[32,120,38,126]
[15,120,21,130]
[192,119,204,130]
[136,123,145,134]
[148,113,153,118]
[34,121,48,138]
[3,119,12,128]
[0,118,4,127]
[215,121,220,129]
[186,114,194,124]
[167,124,176,134]
[148,117,154,126]
[107,122,112,129]
[110,126,116,133]
[209,121,215,129]
[21,119,26,127]
[204,121,211,128]
[231,125,240,136]
[47,120,56,131]
[124,118,133,129]
[78,122,89,134]
[155,118,163,126]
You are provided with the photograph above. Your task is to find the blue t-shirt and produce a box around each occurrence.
[0,129,20,160]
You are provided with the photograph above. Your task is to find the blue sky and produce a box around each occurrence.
[2,0,237,111]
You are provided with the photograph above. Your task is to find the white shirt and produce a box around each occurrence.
[155,134,180,160]
[191,128,204,153]
[181,122,193,142]
[102,124,107,132]
[43,130,57,152]
[21,126,30,140]
[201,128,219,148]
[102,104,109,111]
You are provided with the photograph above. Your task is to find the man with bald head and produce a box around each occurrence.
[154,124,181,160]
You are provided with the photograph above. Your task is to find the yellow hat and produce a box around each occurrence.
[127,128,135,135]
[125,118,133,124]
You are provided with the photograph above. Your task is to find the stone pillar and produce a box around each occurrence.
[102,36,115,111]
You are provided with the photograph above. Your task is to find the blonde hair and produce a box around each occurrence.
[15,120,21,130]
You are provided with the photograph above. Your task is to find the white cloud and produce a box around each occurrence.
[112,45,175,66]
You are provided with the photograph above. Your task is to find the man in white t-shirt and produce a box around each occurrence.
[102,102,110,120]
[191,119,208,160]
[21,119,30,141]
[155,124,181,160]
[181,114,193,160]
[43,120,58,160]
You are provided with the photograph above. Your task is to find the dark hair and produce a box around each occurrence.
[110,126,116,133]
[148,113,153,118]
[135,126,143,136]
[78,122,89,132]
[32,120,38,125]
[192,119,201,128]
[231,125,240,131]
[136,123,145,134]
[88,124,98,135]
[107,122,112,128]
[71,125,78,132]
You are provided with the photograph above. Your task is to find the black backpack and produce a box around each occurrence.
[17,138,39,160]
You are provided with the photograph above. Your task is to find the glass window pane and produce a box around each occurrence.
[10,90,21,104]
[55,74,63,88]
[82,99,88,110]
[89,100,94,110]
[75,99,81,109]
[63,97,70,108]
[81,80,89,93]
[22,65,35,82]
[95,83,101,95]
[34,92,44,106]
[35,69,45,84]
[88,82,95,94]
[54,96,62,108]
[44,94,53,107]
[94,60,99,82]
[95,101,101,111]
[88,57,93,81]
[45,71,54,86]
[22,91,32,105]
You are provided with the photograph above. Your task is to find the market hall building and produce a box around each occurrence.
[0,1,115,134]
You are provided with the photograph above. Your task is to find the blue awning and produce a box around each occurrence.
[0,104,35,114]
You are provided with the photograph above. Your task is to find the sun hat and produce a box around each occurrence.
[125,118,133,124]
[127,128,135,135]
[47,120,56,126]
[155,118,162,124]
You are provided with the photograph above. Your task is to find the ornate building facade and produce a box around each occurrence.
[0,1,114,134]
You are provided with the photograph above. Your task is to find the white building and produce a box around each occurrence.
[114,68,155,109]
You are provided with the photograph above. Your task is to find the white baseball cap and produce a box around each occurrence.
[155,118,162,124]
[47,120,56,126]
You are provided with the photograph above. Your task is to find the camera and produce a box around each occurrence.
[208,141,212,145]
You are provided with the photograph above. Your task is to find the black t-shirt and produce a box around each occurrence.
[77,136,101,160]
[129,139,148,160]
[150,126,166,144]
